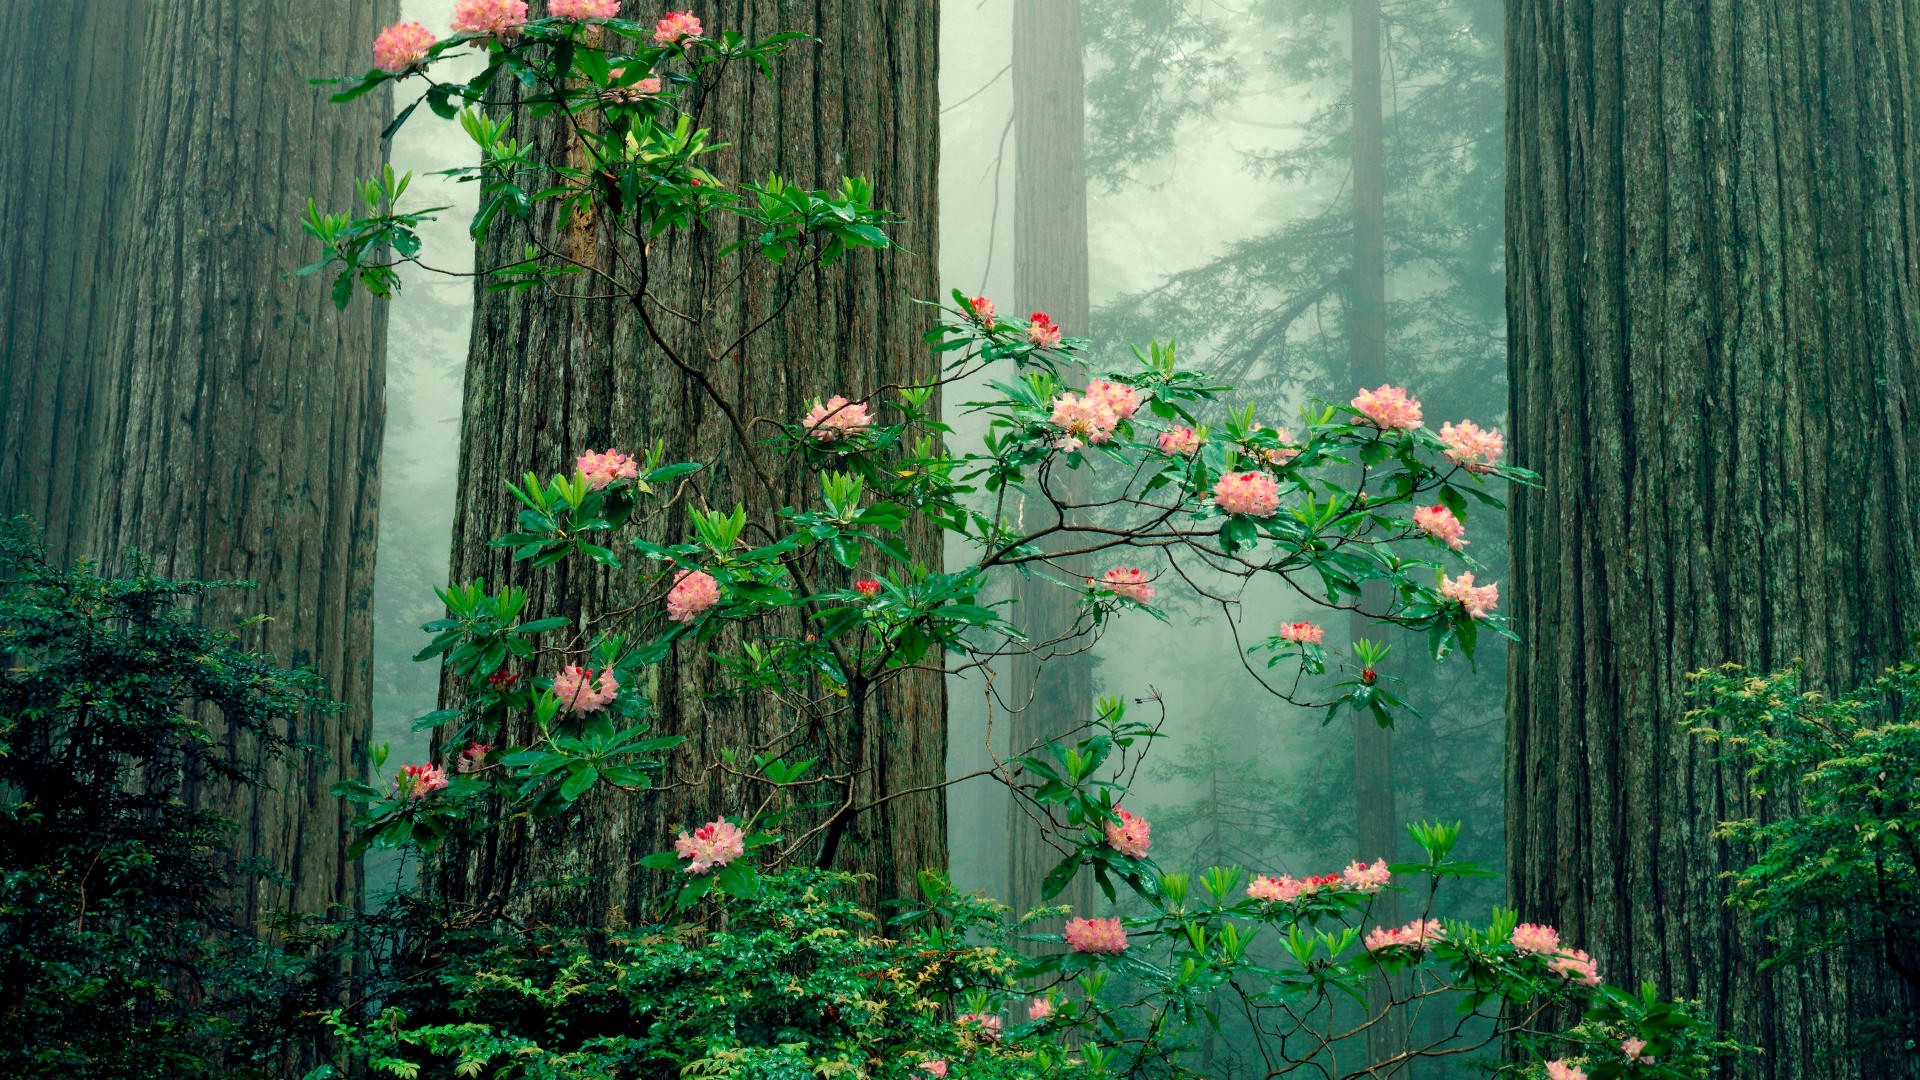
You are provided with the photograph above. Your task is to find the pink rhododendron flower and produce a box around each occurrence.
[1438,419,1503,472]
[1413,504,1467,550]
[653,9,703,44]
[577,448,639,490]
[1049,392,1119,445]
[803,395,874,441]
[1622,1038,1651,1063]
[956,1013,1002,1040]
[1364,919,1444,953]
[666,569,721,622]
[1103,808,1152,858]
[1549,948,1601,986]
[968,295,996,324]
[1351,384,1424,431]
[457,741,491,774]
[552,664,619,713]
[398,763,449,799]
[549,0,621,18]
[1157,426,1201,456]
[451,0,529,39]
[1097,567,1154,604]
[1439,571,1500,618]
[1063,916,1128,954]
[1545,1061,1587,1080]
[855,578,882,598]
[1028,997,1053,1021]
[1510,922,1561,955]
[918,1062,948,1079]
[1341,858,1391,893]
[1027,311,1064,348]
[1084,379,1141,421]
[1278,621,1324,645]
[1213,471,1281,517]
[1248,874,1304,902]
[674,817,746,874]
[373,21,436,73]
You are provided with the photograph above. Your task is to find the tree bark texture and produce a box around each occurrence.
[0,1,392,928]
[1506,1,1920,1073]
[438,0,944,924]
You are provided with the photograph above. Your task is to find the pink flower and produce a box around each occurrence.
[1048,392,1119,444]
[1103,808,1152,858]
[1213,471,1281,517]
[1545,1062,1588,1080]
[666,569,721,622]
[1084,379,1142,421]
[1364,919,1444,953]
[451,0,529,39]
[1249,424,1299,467]
[1438,419,1503,473]
[803,395,875,441]
[968,295,996,324]
[551,664,619,713]
[1439,571,1500,619]
[674,817,746,874]
[653,9,703,45]
[1413,504,1467,550]
[577,448,639,490]
[549,0,621,18]
[1278,621,1324,645]
[956,1013,1002,1040]
[1063,916,1128,954]
[1622,1038,1652,1063]
[1027,997,1053,1021]
[918,1062,948,1079]
[1510,923,1561,955]
[855,578,882,598]
[1097,567,1155,604]
[1549,948,1601,986]
[1351,384,1424,431]
[1248,874,1304,903]
[457,742,491,774]
[1027,311,1064,348]
[1157,426,1202,456]
[398,763,449,799]
[635,76,664,94]
[1341,858,1391,893]
[372,21,436,73]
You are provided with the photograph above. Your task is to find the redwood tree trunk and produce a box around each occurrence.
[1506,1,1920,1073]
[438,0,944,923]
[0,1,392,928]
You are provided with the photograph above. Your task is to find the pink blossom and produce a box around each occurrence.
[1278,621,1324,645]
[549,0,621,18]
[1545,1062,1587,1080]
[956,1013,1002,1040]
[653,9,703,45]
[398,763,449,799]
[457,742,491,774]
[666,569,721,622]
[1622,1039,1652,1063]
[1063,916,1128,954]
[1085,379,1142,421]
[674,817,746,874]
[1248,874,1304,902]
[1413,504,1467,550]
[1549,948,1601,986]
[372,21,436,73]
[577,448,640,490]
[855,578,882,598]
[1103,808,1152,858]
[1351,384,1424,431]
[1049,392,1119,445]
[1510,923,1561,955]
[1097,567,1154,604]
[451,0,529,39]
[918,1062,948,1079]
[968,295,996,324]
[1213,471,1281,517]
[1028,997,1053,1021]
[1438,419,1503,472]
[1439,571,1500,619]
[1249,424,1299,467]
[1341,858,1391,893]
[635,76,664,94]
[1052,435,1084,454]
[1027,311,1064,348]
[1157,426,1202,456]
[803,395,875,441]
[1364,919,1444,953]
[552,664,619,713]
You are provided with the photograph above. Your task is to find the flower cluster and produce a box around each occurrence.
[577,447,639,491]
[855,578,882,598]
[397,763,449,799]
[1246,424,1299,467]
[1351,384,1424,431]
[1278,621,1323,645]
[1364,919,1444,953]
[451,0,529,39]
[1246,871,1345,903]
[968,295,996,324]
[802,395,875,441]
[1549,948,1601,986]
[1027,997,1053,1021]
[1103,808,1152,858]
[1063,916,1128,954]
[1026,311,1063,348]
[1341,858,1391,893]
[673,817,745,873]
[1439,419,1504,472]
[457,741,491,774]
[372,21,436,72]
[552,665,619,713]
[1156,425,1201,456]
[955,1013,1002,1041]
[1096,567,1154,604]
[1213,471,1281,517]
[653,9,703,45]
[1439,571,1500,618]
[666,569,721,622]
[1545,1061,1588,1080]
[1049,392,1118,447]
[549,0,621,18]
[1510,922,1561,955]
[1412,504,1467,549]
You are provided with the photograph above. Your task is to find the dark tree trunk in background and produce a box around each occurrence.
[0,1,391,928]
[1507,1,1920,1074]
[1006,0,1098,930]
[438,0,944,924]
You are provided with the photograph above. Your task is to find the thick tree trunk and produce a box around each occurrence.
[1005,0,1098,929]
[0,1,391,928]
[438,0,944,924]
[1506,1,1920,1074]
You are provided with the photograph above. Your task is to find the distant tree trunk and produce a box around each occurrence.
[0,1,392,929]
[437,0,944,924]
[1507,1,1920,1074]
[1005,0,1098,931]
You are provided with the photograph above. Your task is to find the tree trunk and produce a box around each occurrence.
[1005,0,1098,930]
[1506,1,1920,1073]
[437,0,944,924]
[0,1,392,929]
